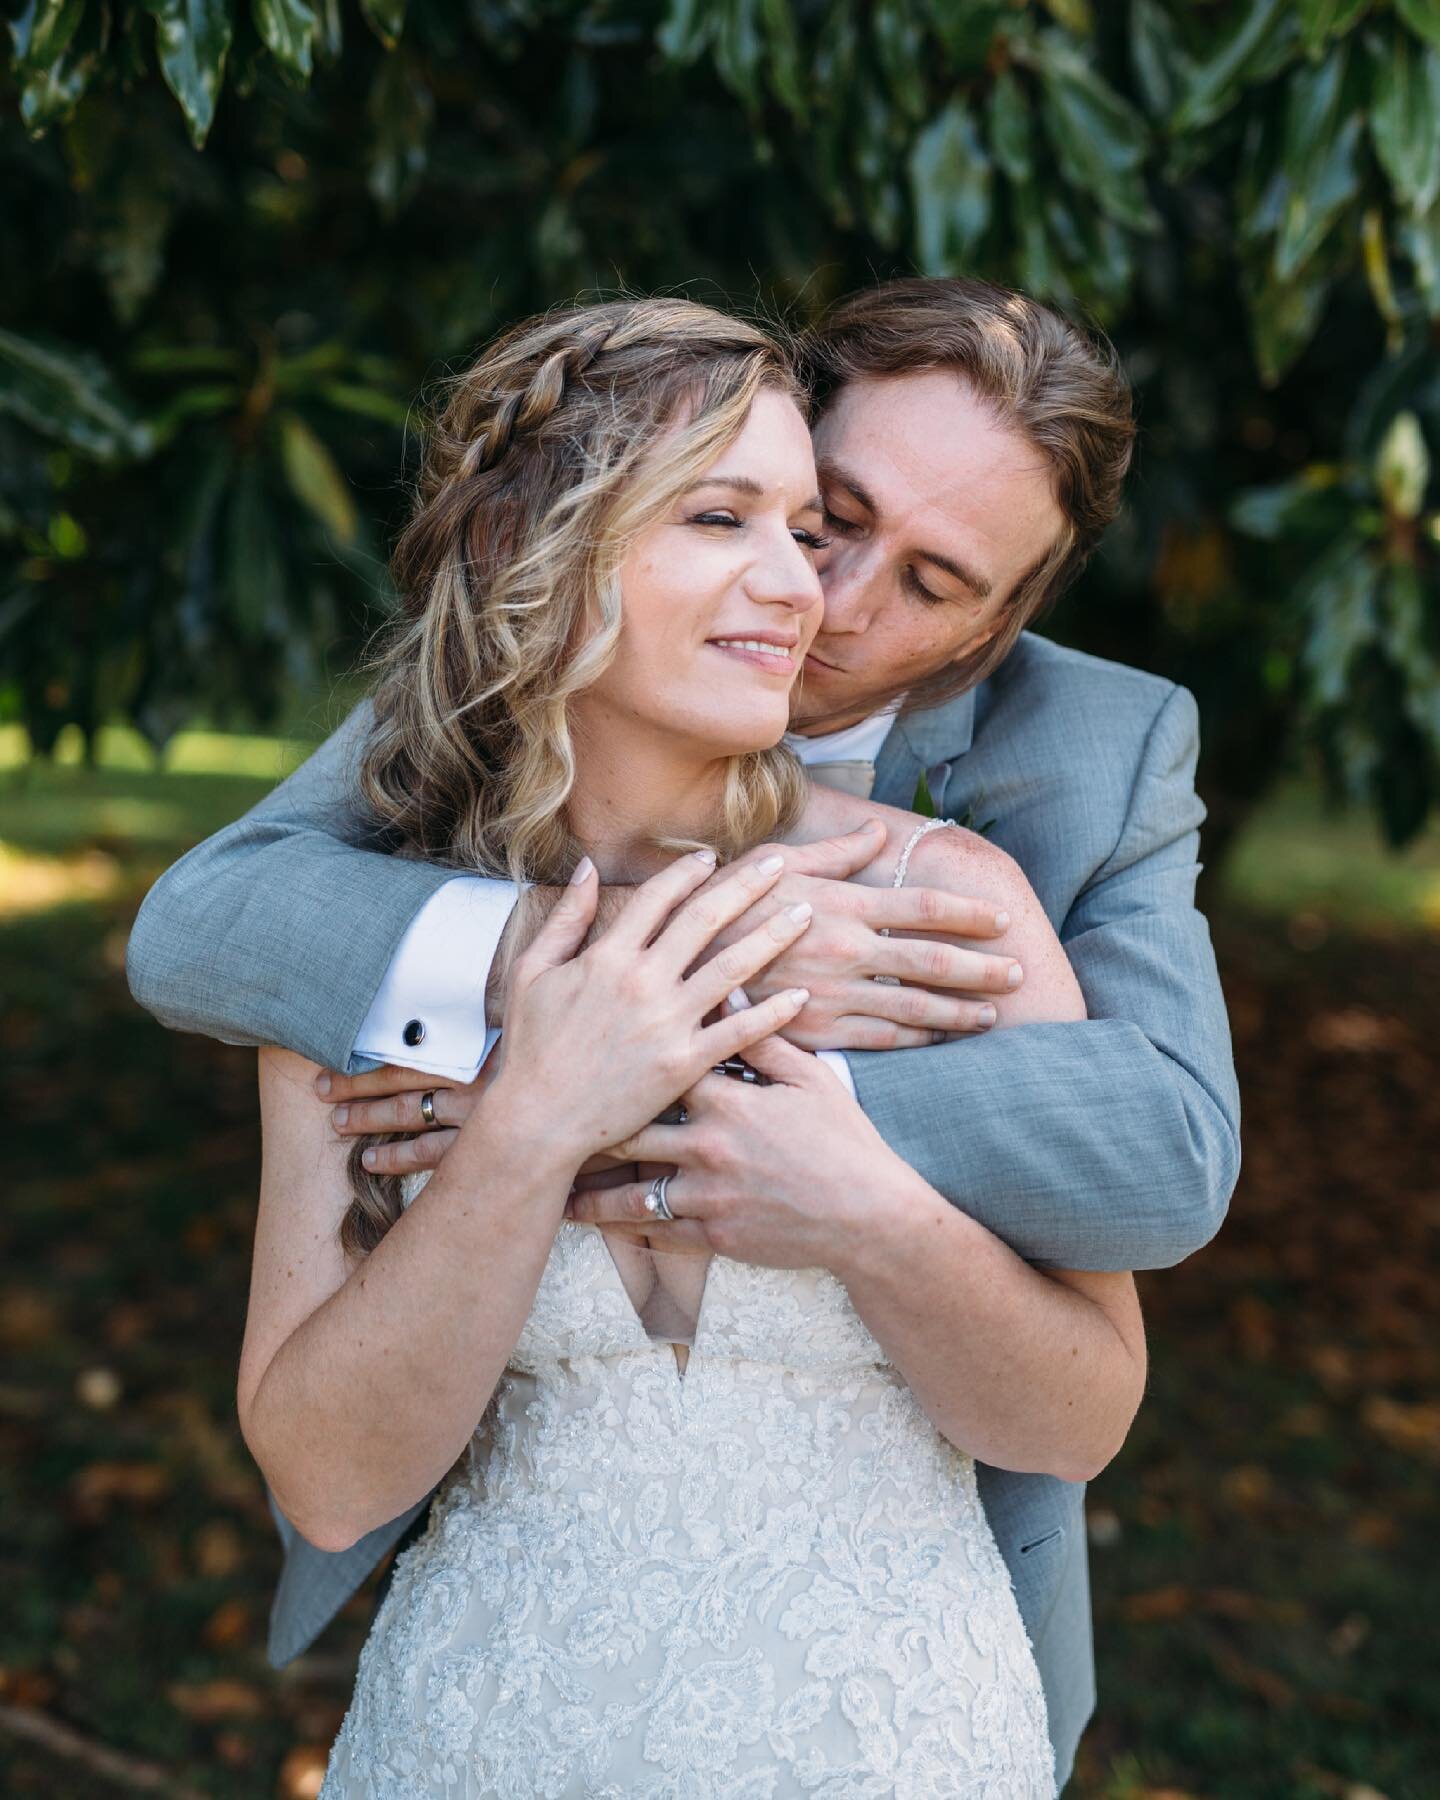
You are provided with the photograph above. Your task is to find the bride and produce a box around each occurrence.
[238,298,1145,1796]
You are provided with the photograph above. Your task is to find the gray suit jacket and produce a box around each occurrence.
[127,632,1240,1789]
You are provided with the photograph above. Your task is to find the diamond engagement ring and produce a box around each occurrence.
[643,1174,676,1222]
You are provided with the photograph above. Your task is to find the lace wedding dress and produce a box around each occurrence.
[318,1166,1054,1799]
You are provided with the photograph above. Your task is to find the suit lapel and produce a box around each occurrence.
[873,688,977,814]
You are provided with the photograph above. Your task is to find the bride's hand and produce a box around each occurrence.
[477,849,815,1167]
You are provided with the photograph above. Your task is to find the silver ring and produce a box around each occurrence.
[643,1173,676,1222]
[419,1090,438,1126]
[872,974,901,988]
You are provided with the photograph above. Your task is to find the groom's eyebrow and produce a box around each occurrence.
[818,455,992,600]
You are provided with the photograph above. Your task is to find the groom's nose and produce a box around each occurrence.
[817,540,880,637]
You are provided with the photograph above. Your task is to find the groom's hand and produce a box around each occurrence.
[703,821,1021,1051]
[315,1056,500,1176]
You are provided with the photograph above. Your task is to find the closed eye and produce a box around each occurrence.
[902,565,943,604]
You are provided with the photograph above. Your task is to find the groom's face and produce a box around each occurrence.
[792,371,1065,733]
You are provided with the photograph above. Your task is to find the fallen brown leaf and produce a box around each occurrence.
[1122,1584,1190,1623]
[167,1678,265,1722]
[279,1742,329,1798]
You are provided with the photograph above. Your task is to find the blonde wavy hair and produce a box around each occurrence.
[343,297,810,1254]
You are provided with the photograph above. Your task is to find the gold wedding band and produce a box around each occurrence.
[420,1090,437,1126]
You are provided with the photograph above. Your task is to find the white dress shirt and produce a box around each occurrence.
[352,708,902,1088]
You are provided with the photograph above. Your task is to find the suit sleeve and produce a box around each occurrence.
[125,700,464,1073]
[844,684,1241,1271]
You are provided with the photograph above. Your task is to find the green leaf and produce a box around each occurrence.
[657,0,712,62]
[1370,32,1440,213]
[759,0,806,122]
[11,0,85,71]
[872,2,927,124]
[278,412,359,543]
[17,0,104,134]
[1301,538,1378,705]
[360,0,405,50]
[316,382,410,427]
[1130,0,1191,120]
[911,770,937,817]
[852,76,906,248]
[1247,256,1331,385]
[0,328,154,463]
[1170,0,1297,135]
[1011,180,1067,299]
[922,0,1003,68]
[367,51,433,217]
[1395,0,1440,53]
[1296,0,1370,56]
[713,0,764,115]
[987,68,1032,183]
[142,0,234,149]
[1400,195,1440,313]
[1040,0,1092,35]
[1033,34,1157,233]
[1230,470,1345,539]
[1385,560,1440,742]
[1273,53,1363,280]
[909,100,992,274]
[252,0,317,83]
[145,384,245,449]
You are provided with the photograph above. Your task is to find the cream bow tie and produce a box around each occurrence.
[806,759,877,800]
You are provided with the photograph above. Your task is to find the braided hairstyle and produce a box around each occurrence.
[342,298,811,1255]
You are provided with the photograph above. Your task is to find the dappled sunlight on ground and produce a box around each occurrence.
[0,843,125,919]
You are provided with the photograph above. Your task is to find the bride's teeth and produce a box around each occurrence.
[716,639,792,659]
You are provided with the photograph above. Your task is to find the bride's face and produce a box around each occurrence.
[574,388,826,759]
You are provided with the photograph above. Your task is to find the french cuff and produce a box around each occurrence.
[351,876,519,1080]
[815,1049,858,1101]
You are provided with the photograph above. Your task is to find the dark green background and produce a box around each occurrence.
[3,0,1440,858]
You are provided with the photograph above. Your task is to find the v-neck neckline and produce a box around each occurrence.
[567,1221,720,1386]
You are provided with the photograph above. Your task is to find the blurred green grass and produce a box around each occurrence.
[4,721,1440,936]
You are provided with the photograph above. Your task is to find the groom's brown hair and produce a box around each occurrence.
[805,277,1136,712]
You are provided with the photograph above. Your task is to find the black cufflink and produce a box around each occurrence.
[402,1018,426,1047]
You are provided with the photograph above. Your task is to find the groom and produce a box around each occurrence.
[127,276,1239,1789]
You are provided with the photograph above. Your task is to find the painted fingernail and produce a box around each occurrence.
[693,846,718,865]
[993,911,1010,932]
[362,1147,378,1168]
[333,1105,349,1128]
[314,1073,332,1096]
[569,854,595,885]
[1007,964,1024,989]
[786,901,813,924]
[757,852,784,875]
[728,988,752,1010]
[978,1005,997,1028]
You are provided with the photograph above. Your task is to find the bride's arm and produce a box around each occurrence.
[238,852,815,1551]
[240,1048,574,1551]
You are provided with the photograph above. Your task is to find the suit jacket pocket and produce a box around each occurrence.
[1010,1523,1069,1642]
